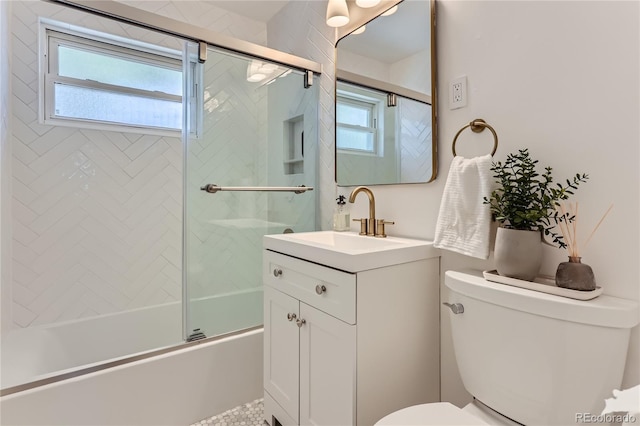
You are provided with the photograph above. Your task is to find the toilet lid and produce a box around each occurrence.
[375,402,489,426]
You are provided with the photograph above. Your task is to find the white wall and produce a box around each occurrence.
[270,0,640,406]
[438,0,639,401]
[390,49,431,96]
[338,49,391,82]
[342,0,640,405]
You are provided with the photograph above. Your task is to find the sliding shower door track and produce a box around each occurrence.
[47,0,321,74]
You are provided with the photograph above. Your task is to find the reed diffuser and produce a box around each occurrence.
[554,202,613,291]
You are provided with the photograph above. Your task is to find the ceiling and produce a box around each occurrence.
[337,1,430,64]
[212,0,291,22]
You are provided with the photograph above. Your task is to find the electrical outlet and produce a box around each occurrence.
[450,76,467,109]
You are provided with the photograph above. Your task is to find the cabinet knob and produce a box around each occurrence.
[315,284,327,295]
[296,318,306,328]
[287,313,297,321]
[273,268,283,277]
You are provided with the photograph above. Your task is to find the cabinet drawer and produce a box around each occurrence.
[264,250,356,324]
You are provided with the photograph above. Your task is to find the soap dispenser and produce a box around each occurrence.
[333,195,350,232]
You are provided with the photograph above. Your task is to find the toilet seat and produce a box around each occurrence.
[375,402,489,425]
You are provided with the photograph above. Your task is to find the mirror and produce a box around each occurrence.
[335,0,436,186]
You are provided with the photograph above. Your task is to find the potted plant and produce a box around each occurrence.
[484,149,588,281]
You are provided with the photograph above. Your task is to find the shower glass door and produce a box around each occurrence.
[183,44,318,340]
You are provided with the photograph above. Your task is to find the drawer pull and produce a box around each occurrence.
[273,268,283,277]
[287,313,297,321]
[315,284,327,295]
[296,318,306,328]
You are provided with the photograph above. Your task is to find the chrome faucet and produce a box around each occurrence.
[348,186,376,236]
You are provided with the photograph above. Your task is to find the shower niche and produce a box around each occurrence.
[283,115,304,175]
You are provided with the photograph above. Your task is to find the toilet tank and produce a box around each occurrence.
[444,270,639,426]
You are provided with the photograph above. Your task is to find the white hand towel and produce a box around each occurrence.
[433,154,493,259]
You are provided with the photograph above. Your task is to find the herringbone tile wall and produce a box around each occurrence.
[1,0,11,334]
[186,48,267,303]
[186,53,317,311]
[399,99,433,182]
[6,0,271,330]
[267,1,337,231]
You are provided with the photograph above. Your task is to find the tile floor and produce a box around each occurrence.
[191,398,264,426]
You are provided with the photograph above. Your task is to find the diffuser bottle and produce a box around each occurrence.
[333,195,350,232]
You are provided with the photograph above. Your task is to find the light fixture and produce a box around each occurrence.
[326,0,350,27]
[246,60,266,82]
[351,25,366,35]
[381,5,398,16]
[355,0,380,8]
[258,63,278,74]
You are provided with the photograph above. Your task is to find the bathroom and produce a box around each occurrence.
[0,0,638,425]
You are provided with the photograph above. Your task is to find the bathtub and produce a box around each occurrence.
[0,290,264,425]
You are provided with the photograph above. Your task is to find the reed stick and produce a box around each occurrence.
[557,203,575,257]
[583,204,614,250]
[555,202,613,257]
[573,202,579,256]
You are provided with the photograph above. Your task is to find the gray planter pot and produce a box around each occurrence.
[494,227,542,282]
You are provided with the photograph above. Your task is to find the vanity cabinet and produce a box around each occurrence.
[263,246,440,426]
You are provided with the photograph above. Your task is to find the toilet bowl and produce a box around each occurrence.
[376,400,519,426]
[375,402,484,425]
[375,270,639,426]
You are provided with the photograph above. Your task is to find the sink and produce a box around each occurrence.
[263,231,439,272]
[276,231,405,251]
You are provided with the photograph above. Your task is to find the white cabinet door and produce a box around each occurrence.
[264,286,300,423]
[299,303,356,426]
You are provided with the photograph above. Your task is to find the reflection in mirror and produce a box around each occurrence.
[335,0,436,186]
[336,81,433,185]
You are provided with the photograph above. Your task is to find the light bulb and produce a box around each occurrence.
[326,0,350,27]
[355,0,380,8]
[259,63,278,74]
[381,5,398,16]
[247,60,266,82]
[247,73,266,82]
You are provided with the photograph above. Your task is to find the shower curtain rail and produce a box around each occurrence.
[200,184,313,194]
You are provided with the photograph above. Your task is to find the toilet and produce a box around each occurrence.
[376,270,639,426]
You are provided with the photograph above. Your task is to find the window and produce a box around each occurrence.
[336,81,388,155]
[336,94,378,153]
[42,23,183,133]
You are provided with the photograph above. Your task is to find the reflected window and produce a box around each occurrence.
[336,94,379,153]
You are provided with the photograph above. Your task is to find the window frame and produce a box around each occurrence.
[336,89,383,156]
[39,20,185,136]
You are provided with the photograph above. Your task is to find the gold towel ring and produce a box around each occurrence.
[452,119,499,157]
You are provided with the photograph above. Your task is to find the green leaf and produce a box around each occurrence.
[486,149,588,248]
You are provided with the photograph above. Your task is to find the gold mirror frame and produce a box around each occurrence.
[334,0,437,186]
